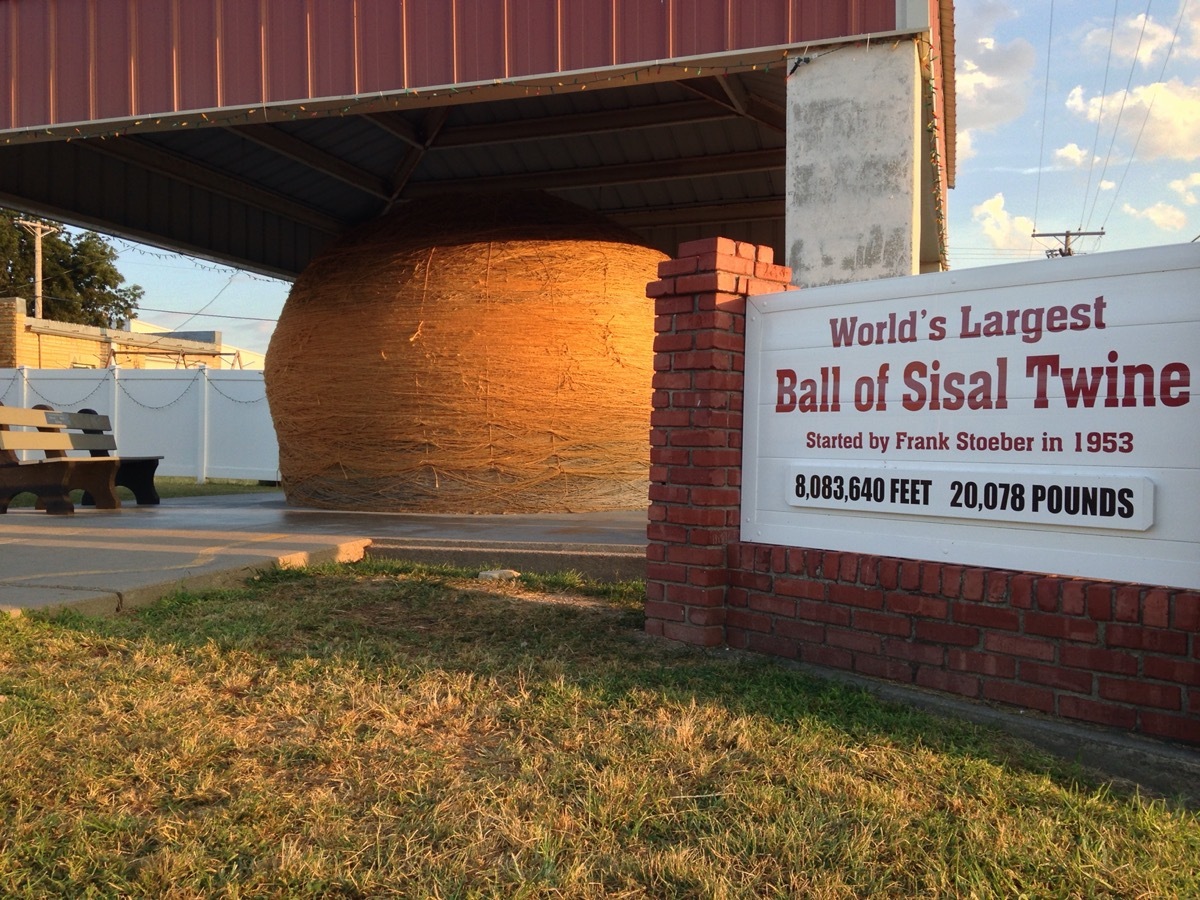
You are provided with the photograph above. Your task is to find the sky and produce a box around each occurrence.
[111,0,1200,358]
[950,0,1200,263]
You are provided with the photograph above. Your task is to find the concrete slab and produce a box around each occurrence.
[0,494,649,615]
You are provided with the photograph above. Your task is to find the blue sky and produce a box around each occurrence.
[115,0,1200,356]
[949,0,1200,263]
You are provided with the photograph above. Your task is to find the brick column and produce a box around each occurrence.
[644,238,794,646]
[0,298,24,368]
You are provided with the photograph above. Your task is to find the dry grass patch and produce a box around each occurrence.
[0,560,1195,898]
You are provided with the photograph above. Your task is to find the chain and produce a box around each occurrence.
[2,369,267,410]
[23,373,110,408]
[0,369,21,403]
[207,379,267,405]
[116,374,200,410]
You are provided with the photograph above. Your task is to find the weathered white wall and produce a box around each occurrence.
[785,40,922,287]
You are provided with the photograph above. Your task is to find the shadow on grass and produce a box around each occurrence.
[34,559,1175,810]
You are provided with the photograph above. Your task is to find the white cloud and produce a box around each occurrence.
[1121,201,1188,230]
[972,192,1037,249]
[1169,172,1200,204]
[1054,143,1095,166]
[1100,179,1116,191]
[956,39,1037,132]
[1174,0,1200,61]
[1082,2,1200,65]
[954,2,1037,157]
[1083,13,1176,67]
[1066,78,1200,161]
[957,129,977,162]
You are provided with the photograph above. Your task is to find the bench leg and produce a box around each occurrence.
[1,466,76,514]
[81,458,159,506]
[71,467,121,510]
[35,492,75,515]
[16,489,74,514]
[119,459,160,505]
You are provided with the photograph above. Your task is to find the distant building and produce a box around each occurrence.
[0,297,261,369]
[129,320,265,369]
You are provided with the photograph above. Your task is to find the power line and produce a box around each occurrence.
[1100,0,1191,229]
[1078,0,1122,230]
[1084,1,1155,233]
[1031,229,1106,257]
[138,306,277,323]
[1031,0,1056,250]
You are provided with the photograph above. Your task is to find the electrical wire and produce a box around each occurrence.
[1079,0,1122,230]
[1084,1,1155,233]
[1100,0,1192,230]
[1031,0,1056,248]
[137,306,277,323]
[127,276,241,351]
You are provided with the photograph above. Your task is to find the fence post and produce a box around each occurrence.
[197,365,209,483]
[644,237,795,647]
[109,366,120,437]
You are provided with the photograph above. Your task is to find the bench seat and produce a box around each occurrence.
[0,457,120,514]
[0,402,156,514]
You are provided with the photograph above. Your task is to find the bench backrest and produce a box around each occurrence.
[0,402,117,460]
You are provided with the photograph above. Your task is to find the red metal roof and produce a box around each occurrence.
[0,0,952,278]
[2,0,898,132]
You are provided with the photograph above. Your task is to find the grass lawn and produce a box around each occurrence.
[0,561,1195,898]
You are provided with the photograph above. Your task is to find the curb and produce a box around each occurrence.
[366,539,646,581]
[3,538,372,618]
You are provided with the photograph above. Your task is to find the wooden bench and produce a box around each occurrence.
[75,407,162,508]
[0,402,161,514]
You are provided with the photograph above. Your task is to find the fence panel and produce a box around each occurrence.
[0,367,279,482]
[205,371,278,480]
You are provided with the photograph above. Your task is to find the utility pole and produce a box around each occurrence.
[1031,229,1105,258]
[15,219,62,319]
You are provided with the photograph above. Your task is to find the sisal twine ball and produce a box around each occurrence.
[264,193,667,513]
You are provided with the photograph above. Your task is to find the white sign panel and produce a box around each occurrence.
[741,244,1200,591]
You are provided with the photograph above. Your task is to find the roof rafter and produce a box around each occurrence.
[403,149,784,197]
[608,198,785,228]
[82,137,342,235]
[384,107,451,213]
[432,99,739,148]
[678,75,786,133]
[226,125,392,200]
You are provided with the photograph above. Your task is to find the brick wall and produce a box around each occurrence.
[645,239,1200,746]
[0,298,21,368]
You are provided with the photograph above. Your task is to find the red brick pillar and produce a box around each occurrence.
[644,237,795,645]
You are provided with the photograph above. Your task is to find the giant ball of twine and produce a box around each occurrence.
[264,193,667,513]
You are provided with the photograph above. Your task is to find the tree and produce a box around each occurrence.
[0,210,143,328]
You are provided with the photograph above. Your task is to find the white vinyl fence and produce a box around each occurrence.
[0,367,279,482]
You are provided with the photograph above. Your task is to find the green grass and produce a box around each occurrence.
[4,476,280,508]
[0,561,1195,898]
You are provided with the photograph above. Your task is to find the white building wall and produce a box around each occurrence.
[785,39,923,287]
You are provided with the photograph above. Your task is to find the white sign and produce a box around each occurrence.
[741,244,1200,591]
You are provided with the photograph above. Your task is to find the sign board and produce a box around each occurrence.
[742,244,1200,591]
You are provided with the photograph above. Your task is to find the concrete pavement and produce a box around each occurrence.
[0,492,648,615]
